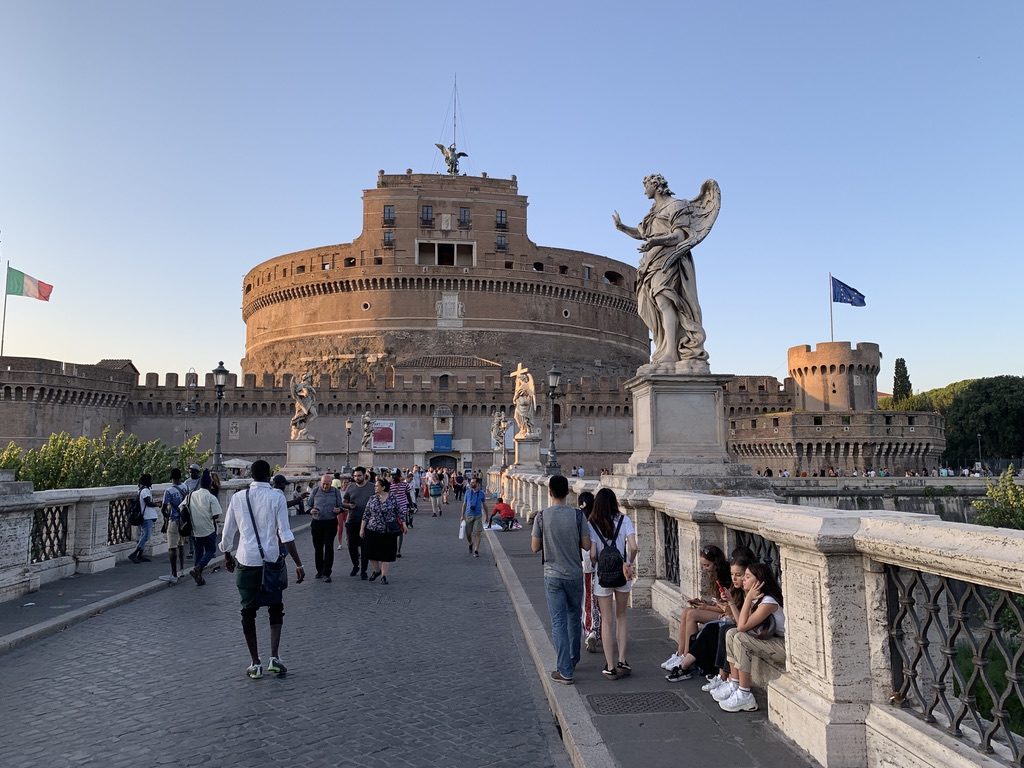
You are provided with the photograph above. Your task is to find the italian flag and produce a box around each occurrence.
[5,266,53,301]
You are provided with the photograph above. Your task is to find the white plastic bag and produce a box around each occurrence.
[458,520,466,540]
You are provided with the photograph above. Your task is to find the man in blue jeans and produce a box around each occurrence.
[461,476,488,558]
[531,474,591,685]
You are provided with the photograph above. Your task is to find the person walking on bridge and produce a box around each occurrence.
[532,474,591,685]
[220,459,305,679]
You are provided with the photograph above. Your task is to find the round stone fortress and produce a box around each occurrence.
[241,170,649,380]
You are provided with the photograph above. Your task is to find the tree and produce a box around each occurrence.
[892,358,912,404]
[943,377,1024,467]
[974,466,1024,530]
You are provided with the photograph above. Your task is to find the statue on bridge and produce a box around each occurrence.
[361,410,373,450]
[613,174,721,370]
[289,372,318,440]
[509,363,539,439]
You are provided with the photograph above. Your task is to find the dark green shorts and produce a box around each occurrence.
[236,564,282,610]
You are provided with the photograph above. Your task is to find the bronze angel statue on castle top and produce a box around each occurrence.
[435,142,468,175]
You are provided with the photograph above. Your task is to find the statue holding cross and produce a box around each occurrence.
[509,363,540,439]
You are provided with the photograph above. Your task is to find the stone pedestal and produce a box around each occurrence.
[604,371,772,495]
[513,435,543,471]
[282,439,317,476]
[357,450,375,471]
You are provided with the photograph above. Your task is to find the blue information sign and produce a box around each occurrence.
[433,434,453,452]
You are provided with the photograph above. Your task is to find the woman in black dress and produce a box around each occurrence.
[360,477,404,584]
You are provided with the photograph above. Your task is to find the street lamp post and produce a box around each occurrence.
[977,433,983,472]
[212,361,229,474]
[545,367,562,476]
[344,417,354,473]
[498,409,509,468]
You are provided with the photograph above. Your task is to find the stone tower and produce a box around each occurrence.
[787,342,880,412]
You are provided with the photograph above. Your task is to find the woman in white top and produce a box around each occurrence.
[587,488,637,680]
[717,562,786,713]
[187,469,223,585]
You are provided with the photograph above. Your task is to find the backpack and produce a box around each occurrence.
[429,481,443,497]
[128,490,145,526]
[594,515,627,588]
[177,487,194,537]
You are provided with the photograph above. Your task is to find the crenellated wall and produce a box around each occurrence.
[788,341,880,412]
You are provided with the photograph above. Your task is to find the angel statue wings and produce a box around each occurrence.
[508,363,539,439]
[435,142,468,175]
[289,373,318,440]
[613,175,721,371]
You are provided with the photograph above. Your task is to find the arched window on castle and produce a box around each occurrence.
[438,375,449,391]
[553,404,562,424]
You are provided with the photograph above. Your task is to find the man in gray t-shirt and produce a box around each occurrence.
[342,467,375,579]
[532,474,591,685]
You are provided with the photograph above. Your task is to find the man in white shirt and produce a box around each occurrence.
[220,459,305,679]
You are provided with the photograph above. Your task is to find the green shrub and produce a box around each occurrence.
[3,429,212,491]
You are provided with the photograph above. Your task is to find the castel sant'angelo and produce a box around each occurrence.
[0,155,945,475]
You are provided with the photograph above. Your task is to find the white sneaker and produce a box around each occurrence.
[661,652,682,670]
[158,574,178,584]
[702,676,726,693]
[719,688,758,712]
[711,680,739,702]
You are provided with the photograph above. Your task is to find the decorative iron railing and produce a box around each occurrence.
[734,529,781,581]
[886,564,1024,766]
[661,511,679,585]
[29,505,69,563]
[107,497,134,545]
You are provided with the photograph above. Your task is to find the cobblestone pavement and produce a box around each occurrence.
[1,501,570,768]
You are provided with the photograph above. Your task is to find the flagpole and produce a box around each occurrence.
[828,272,834,342]
[1,229,8,355]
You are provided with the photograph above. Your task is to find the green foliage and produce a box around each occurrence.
[892,358,912,404]
[973,466,1024,530]
[953,637,1024,735]
[944,377,1024,466]
[879,376,1024,466]
[2,429,212,491]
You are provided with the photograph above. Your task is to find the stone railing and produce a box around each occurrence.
[0,472,305,603]
[499,468,1024,768]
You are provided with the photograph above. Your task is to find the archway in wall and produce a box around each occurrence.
[428,454,458,471]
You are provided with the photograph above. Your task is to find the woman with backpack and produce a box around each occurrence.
[586,488,637,680]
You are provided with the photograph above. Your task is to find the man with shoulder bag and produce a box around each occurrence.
[219,459,305,679]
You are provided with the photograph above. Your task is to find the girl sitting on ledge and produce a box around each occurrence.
[713,562,786,713]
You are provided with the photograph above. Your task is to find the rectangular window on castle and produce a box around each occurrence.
[383,231,394,248]
[772,417,780,427]
[459,207,471,228]
[582,264,592,280]
[813,416,823,426]
[421,205,433,227]
[495,209,507,229]
[496,235,508,251]
[383,205,395,226]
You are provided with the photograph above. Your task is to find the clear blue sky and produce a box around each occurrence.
[2,2,1021,393]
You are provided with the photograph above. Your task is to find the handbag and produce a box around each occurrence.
[748,612,777,640]
[458,520,466,540]
[244,490,288,594]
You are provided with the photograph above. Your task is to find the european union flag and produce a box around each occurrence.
[831,276,866,307]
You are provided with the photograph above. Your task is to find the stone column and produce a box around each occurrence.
[0,470,37,601]
[513,435,543,471]
[765,517,874,768]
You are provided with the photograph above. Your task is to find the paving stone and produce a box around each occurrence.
[0,502,569,768]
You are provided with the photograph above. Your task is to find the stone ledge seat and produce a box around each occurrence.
[668,606,786,688]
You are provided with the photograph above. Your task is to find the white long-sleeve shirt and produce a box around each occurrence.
[219,482,295,566]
